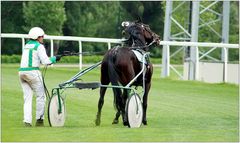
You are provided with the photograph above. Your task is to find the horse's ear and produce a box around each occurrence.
[136,16,143,23]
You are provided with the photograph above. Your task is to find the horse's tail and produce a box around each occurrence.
[107,51,122,111]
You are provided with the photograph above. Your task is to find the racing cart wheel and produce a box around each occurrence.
[48,93,66,127]
[126,93,143,128]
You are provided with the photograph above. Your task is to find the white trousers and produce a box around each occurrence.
[19,70,46,124]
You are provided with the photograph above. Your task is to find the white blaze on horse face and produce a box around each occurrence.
[121,21,130,27]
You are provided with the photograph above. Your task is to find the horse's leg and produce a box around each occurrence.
[142,82,151,125]
[142,65,153,125]
[95,63,109,126]
[95,86,107,126]
[112,89,129,125]
[112,110,120,124]
[112,86,120,124]
[122,89,129,126]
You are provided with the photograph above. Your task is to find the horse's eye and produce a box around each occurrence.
[121,22,129,27]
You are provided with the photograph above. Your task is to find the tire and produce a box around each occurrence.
[48,94,66,127]
[126,93,143,128]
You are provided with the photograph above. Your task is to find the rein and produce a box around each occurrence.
[129,39,157,50]
[42,65,50,100]
[59,51,105,57]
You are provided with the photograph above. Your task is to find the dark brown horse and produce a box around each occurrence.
[95,20,160,126]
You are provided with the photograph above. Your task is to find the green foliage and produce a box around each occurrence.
[1,1,25,55]
[23,1,66,35]
[119,1,164,58]
[22,2,67,55]
[1,38,23,55]
[63,2,123,52]
[1,55,21,63]
[167,1,190,39]
[120,1,164,37]
[229,1,239,43]
[1,2,25,33]
[64,1,130,38]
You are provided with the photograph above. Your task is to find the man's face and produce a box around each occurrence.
[37,36,44,43]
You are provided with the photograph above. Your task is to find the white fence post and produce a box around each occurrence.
[21,38,25,53]
[161,45,170,77]
[50,39,54,57]
[79,40,82,70]
[108,42,111,50]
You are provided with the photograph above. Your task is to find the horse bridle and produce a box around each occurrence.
[128,22,159,49]
[129,39,158,50]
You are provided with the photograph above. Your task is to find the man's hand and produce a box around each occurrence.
[56,55,62,61]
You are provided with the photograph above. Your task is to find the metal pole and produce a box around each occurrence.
[22,38,25,54]
[221,1,230,82]
[186,1,192,59]
[79,41,82,70]
[223,47,228,82]
[189,1,200,80]
[161,0,172,77]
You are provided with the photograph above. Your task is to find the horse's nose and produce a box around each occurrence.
[154,35,161,45]
[156,38,160,45]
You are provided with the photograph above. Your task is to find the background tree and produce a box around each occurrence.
[228,1,239,61]
[120,1,164,57]
[1,1,25,54]
[23,1,66,55]
[62,1,124,53]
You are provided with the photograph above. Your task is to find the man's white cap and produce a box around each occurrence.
[28,27,45,39]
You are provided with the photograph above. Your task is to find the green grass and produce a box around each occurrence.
[1,64,239,142]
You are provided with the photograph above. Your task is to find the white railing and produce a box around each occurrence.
[160,41,239,83]
[1,33,239,82]
[1,33,123,69]
[160,41,239,49]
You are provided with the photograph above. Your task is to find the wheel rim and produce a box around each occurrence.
[126,94,143,128]
[48,95,66,127]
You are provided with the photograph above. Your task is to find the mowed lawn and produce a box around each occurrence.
[1,64,239,142]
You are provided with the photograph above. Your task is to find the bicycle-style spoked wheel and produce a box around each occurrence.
[48,92,66,127]
[126,93,143,128]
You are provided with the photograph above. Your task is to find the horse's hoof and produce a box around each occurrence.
[112,119,119,124]
[95,119,101,126]
[123,121,129,126]
[142,120,147,125]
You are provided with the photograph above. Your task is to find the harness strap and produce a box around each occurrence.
[131,49,150,65]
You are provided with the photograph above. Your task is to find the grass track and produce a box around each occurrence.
[1,64,239,142]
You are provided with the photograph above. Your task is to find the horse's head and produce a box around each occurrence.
[122,20,160,48]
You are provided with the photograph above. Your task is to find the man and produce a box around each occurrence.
[19,27,61,127]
